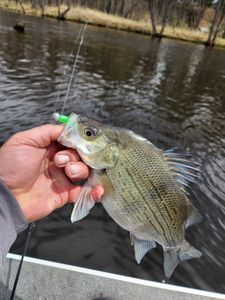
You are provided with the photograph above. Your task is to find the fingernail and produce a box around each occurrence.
[92,186,104,202]
[70,164,83,177]
[98,188,104,199]
[57,155,70,165]
[96,187,104,201]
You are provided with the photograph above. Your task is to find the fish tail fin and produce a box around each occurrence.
[163,241,202,278]
[179,241,202,263]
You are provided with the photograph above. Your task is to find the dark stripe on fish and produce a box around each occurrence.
[120,192,159,234]
[122,151,176,245]
[125,167,170,244]
[147,178,176,245]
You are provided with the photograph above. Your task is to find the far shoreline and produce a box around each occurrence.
[1,3,225,49]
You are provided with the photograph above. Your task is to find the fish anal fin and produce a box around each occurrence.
[131,234,156,264]
[186,203,203,228]
[163,249,179,279]
[163,241,202,278]
[130,233,134,246]
[71,185,95,223]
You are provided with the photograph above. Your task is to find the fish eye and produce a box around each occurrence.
[84,127,97,138]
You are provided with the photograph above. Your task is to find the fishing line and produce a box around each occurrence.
[53,24,85,114]
[61,21,88,115]
[68,24,85,62]
[9,223,35,300]
[9,22,88,299]
[53,92,60,114]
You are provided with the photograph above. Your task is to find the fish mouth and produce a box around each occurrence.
[57,112,81,150]
[57,112,96,160]
[58,112,109,170]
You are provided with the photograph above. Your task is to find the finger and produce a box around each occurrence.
[48,163,81,210]
[12,124,64,148]
[64,161,89,181]
[69,186,82,203]
[46,142,61,161]
[92,185,104,202]
[54,149,80,167]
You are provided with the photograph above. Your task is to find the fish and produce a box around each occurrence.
[57,112,202,278]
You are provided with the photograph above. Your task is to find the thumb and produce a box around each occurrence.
[11,124,64,148]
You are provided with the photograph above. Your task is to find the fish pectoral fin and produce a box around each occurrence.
[71,186,95,223]
[163,242,202,278]
[131,234,156,264]
[186,203,203,228]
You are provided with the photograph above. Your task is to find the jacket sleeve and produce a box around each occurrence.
[0,180,28,266]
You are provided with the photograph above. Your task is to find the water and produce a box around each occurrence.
[1,9,225,293]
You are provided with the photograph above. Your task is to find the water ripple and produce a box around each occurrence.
[1,9,225,294]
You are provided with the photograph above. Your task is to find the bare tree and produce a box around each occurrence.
[118,0,125,16]
[223,25,225,38]
[40,0,45,16]
[173,0,189,27]
[124,0,142,19]
[15,0,225,44]
[105,0,112,13]
[31,0,36,9]
[206,0,225,46]
[185,0,208,29]
[57,0,71,20]
[147,0,174,37]
[17,0,26,14]
[193,0,208,29]
[167,0,214,29]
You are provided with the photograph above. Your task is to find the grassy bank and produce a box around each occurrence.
[1,1,225,48]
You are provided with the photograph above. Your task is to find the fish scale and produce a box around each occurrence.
[58,112,203,278]
[105,133,186,247]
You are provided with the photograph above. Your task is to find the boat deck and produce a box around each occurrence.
[0,254,224,300]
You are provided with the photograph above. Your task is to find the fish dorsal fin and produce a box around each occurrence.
[186,203,203,228]
[130,234,156,264]
[163,148,201,191]
[71,185,95,223]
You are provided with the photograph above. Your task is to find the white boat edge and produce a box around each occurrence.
[7,253,225,300]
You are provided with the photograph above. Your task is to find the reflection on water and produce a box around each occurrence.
[1,9,225,293]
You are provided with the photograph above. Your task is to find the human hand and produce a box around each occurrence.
[0,125,104,222]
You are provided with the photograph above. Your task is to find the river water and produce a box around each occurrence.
[1,9,225,294]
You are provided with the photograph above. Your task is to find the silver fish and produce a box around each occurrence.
[58,113,202,278]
